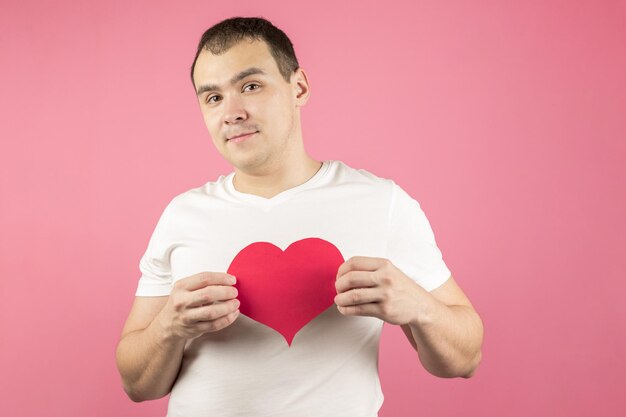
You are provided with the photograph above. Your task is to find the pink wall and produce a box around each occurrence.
[1,0,624,416]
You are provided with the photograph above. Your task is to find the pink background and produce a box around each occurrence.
[1,0,625,416]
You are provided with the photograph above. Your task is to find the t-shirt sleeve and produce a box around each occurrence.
[135,200,176,297]
[385,181,451,292]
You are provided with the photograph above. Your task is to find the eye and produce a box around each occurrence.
[206,95,221,104]
[244,83,260,92]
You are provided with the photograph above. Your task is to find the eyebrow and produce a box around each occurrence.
[195,67,267,97]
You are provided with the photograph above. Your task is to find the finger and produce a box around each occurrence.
[334,287,382,307]
[196,309,241,333]
[188,285,239,308]
[336,256,387,279]
[176,272,236,292]
[335,270,378,294]
[337,302,381,318]
[190,298,241,323]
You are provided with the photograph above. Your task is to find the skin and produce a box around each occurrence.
[335,257,484,378]
[192,37,322,198]
[116,37,483,403]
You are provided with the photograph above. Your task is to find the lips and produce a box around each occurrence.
[227,131,258,141]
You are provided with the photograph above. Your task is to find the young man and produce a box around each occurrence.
[116,16,483,416]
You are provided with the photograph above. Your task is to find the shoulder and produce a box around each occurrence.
[164,172,230,211]
[150,182,214,229]
[331,161,420,207]
[331,160,395,190]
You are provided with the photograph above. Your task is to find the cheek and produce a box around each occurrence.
[265,93,292,124]
[201,112,219,133]
[201,109,212,125]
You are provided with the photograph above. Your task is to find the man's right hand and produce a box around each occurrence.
[156,272,240,340]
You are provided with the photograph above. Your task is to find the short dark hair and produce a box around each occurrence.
[190,16,300,90]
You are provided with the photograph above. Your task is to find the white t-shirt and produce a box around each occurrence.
[135,159,451,417]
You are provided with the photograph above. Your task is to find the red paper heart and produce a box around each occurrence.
[227,237,344,346]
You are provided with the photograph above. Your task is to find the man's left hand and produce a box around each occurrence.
[334,256,434,326]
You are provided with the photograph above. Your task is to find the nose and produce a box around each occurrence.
[223,94,248,125]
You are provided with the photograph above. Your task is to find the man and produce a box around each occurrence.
[115,16,483,416]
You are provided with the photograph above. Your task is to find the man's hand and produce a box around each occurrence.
[156,272,240,341]
[334,256,434,326]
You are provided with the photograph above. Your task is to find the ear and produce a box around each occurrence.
[292,67,310,106]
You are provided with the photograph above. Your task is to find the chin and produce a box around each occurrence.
[234,155,272,173]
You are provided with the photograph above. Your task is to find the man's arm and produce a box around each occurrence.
[400,275,483,378]
[115,272,240,402]
[115,296,186,402]
[334,258,483,379]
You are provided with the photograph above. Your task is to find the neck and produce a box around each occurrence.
[232,155,323,199]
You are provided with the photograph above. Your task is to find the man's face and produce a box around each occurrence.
[193,38,306,173]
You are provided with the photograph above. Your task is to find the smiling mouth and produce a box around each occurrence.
[227,131,258,142]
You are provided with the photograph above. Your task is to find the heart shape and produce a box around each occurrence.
[227,237,344,346]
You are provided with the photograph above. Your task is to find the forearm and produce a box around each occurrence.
[115,317,187,402]
[408,300,483,378]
